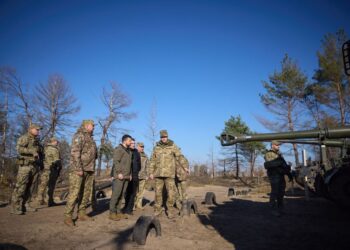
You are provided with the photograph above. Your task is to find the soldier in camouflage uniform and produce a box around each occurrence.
[11,123,43,215]
[149,130,184,219]
[264,140,292,217]
[64,120,97,226]
[35,137,61,206]
[175,154,189,210]
[134,142,149,210]
[109,134,133,221]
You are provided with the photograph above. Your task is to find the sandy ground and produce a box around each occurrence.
[1,184,350,250]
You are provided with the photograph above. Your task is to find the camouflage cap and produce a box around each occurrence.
[271,140,281,146]
[160,130,168,138]
[50,137,59,142]
[82,119,94,126]
[29,123,42,130]
[137,142,144,147]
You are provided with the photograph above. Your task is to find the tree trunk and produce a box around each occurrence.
[335,81,346,125]
[287,99,300,166]
[235,144,239,178]
[97,135,106,177]
[1,90,8,175]
[250,151,256,179]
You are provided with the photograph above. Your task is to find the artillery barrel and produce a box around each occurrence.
[277,139,347,147]
[220,127,350,146]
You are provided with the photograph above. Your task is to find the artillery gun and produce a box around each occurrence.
[220,127,350,208]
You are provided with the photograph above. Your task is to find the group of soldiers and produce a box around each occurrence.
[11,123,61,214]
[11,120,190,227]
[11,119,290,225]
[107,129,189,223]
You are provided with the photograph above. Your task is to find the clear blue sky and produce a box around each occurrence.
[1,0,349,164]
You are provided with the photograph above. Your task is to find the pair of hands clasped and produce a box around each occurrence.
[109,174,133,181]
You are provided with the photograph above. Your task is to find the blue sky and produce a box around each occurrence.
[1,0,349,164]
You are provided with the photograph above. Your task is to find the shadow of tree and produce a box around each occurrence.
[197,195,350,250]
[92,227,134,250]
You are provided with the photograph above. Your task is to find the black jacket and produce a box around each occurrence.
[131,149,141,179]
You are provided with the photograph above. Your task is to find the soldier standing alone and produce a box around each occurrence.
[64,120,97,226]
[11,123,43,215]
[149,130,183,219]
[35,137,61,206]
[264,140,291,217]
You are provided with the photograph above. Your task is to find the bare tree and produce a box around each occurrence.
[96,82,135,176]
[207,144,216,179]
[145,99,158,148]
[35,74,80,140]
[0,67,34,175]
[1,67,33,126]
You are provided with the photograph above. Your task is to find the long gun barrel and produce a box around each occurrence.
[220,127,350,146]
[274,139,348,148]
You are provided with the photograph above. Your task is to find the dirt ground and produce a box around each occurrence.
[1,184,350,250]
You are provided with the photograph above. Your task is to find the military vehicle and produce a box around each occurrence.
[220,127,350,208]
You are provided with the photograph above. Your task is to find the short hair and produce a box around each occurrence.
[122,134,132,142]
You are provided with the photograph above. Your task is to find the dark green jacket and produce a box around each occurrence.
[112,144,132,178]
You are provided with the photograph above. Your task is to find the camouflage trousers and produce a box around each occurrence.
[109,179,129,213]
[36,166,60,204]
[268,174,286,209]
[134,179,147,208]
[154,177,176,213]
[11,165,39,211]
[64,171,94,217]
[175,180,188,208]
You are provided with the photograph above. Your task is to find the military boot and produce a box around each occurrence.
[134,204,144,210]
[64,216,75,227]
[109,212,121,221]
[120,213,129,219]
[48,201,58,207]
[32,199,46,207]
[25,203,37,212]
[78,211,92,221]
[154,209,162,217]
[167,209,175,219]
[10,206,24,215]
[175,200,182,210]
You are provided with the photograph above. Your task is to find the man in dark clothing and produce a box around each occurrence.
[109,134,132,221]
[124,138,141,214]
[264,140,292,217]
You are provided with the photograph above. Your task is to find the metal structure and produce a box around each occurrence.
[220,127,350,208]
[342,40,350,76]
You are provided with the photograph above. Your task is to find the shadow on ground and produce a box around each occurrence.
[89,198,110,217]
[91,227,134,250]
[197,194,350,250]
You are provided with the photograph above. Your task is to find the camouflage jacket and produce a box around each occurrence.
[44,143,61,170]
[138,152,149,180]
[70,127,97,172]
[149,140,183,178]
[264,149,288,176]
[16,132,43,166]
[176,154,189,181]
[112,144,132,178]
